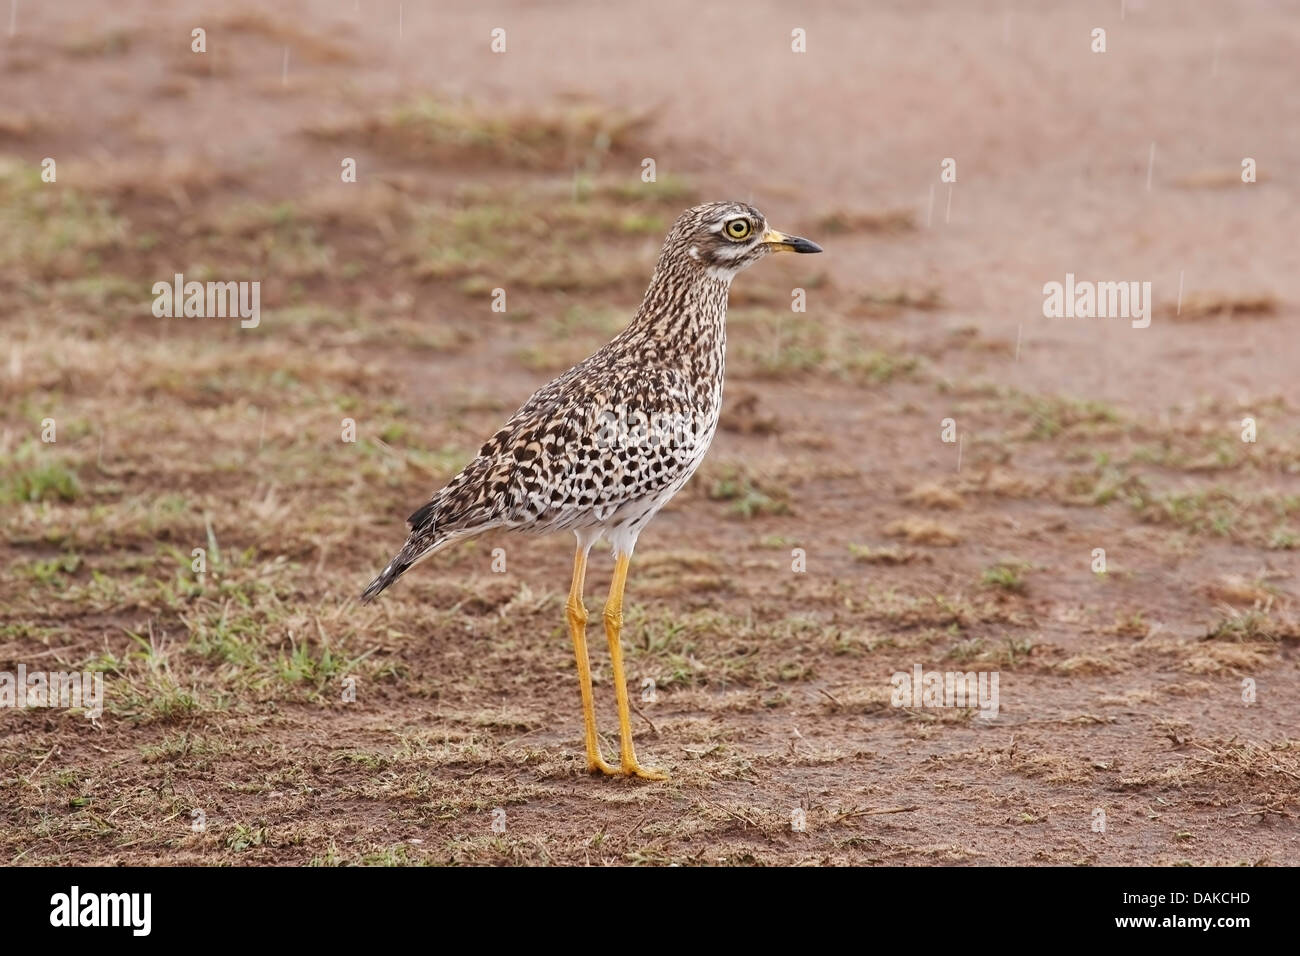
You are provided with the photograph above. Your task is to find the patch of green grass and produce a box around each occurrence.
[92,629,203,724]
[1206,608,1298,643]
[945,637,986,663]
[48,274,141,313]
[599,173,697,204]
[0,158,126,274]
[843,349,920,384]
[727,487,790,520]
[408,194,653,294]
[112,679,200,724]
[1127,485,1240,537]
[278,637,350,687]
[549,305,626,340]
[379,423,409,445]
[633,606,825,689]
[1016,394,1120,441]
[945,634,1036,667]
[981,561,1028,593]
[188,609,266,672]
[707,466,791,519]
[1106,474,1299,546]
[309,842,346,867]
[1058,466,1135,506]
[139,733,228,763]
[729,309,921,383]
[1268,527,1297,550]
[359,844,427,866]
[226,823,268,852]
[19,553,82,585]
[2,458,80,504]
[308,97,648,171]
[614,212,666,235]
[0,622,60,641]
[999,636,1037,667]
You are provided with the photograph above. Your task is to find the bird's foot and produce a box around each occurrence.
[587,755,668,780]
[587,755,621,776]
[621,759,668,781]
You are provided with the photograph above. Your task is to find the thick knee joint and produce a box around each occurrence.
[566,598,588,627]
[602,606,622,630]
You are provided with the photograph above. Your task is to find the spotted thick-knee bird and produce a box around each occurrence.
[361,201,821,779]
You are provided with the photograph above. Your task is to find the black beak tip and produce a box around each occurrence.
[791,237,823,254]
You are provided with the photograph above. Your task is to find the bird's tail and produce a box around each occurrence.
[360,503,447,603]
[359,543,419,603]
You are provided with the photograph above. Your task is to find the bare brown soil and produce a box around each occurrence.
[2,1,1297,866]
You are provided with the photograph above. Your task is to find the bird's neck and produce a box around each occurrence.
[623,262,731,370]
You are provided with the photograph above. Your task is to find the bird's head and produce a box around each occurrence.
[660,201,822,280]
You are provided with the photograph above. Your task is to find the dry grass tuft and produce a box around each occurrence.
[59,29,134,58]
[884,517,962,546]
[1184,739,1300,816]
[1051,653,1128,676]
[1204,575,1275,607]
[1169,292,1278,320]
[848,544,922,565]
[1181,641,1275,675]
[853,285,944,317]
[959,469,1044,499]
[1204,605,1299,643]
[719,392,781,435]
[813,207,915,235]
[74,157,245,203]
[306,98,649,171]
[902,482,965,510]
[0,112,40,139]
[219,12,357,64]
[1173,168,1265,189]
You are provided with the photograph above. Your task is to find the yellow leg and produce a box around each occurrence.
[603,552,667,780]
[566,544,618,775]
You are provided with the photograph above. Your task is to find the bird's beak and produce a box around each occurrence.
[760,228,823,254]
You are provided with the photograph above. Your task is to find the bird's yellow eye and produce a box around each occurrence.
[725,219,752,240]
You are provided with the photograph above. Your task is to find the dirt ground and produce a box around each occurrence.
[2,1,1298,866]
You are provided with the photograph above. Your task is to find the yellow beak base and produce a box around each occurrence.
[760,228,823,254]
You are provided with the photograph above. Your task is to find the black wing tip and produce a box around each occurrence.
[408,500,438,530]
